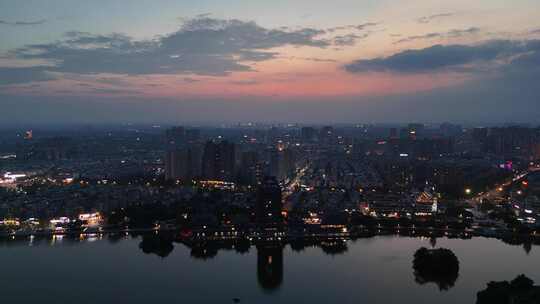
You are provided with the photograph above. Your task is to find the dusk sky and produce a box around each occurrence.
[1,0,540,125]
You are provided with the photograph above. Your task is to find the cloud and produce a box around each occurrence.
[89,88,141,95]
[300,57,337,63]
[446,27,481,37]
[345,39,540,74]
[354,22,379,30]
[417,13,454,24]
[183,77,200,83]
[283,56,337,63]
[326,22,378,33]
[394,27,481,44]
[333,34,360,46]
[144,83,163,87]
[0,67,56,85]
[326,22,378,46]
[333,33,367,46]
[395,32,441,44]
[229,79,258,85]
[95,77,131,86]
[164,17,328,50]
[0,17,329,84]
[0,19,47,26]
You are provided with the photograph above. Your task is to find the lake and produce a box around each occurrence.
[0,234,538,303]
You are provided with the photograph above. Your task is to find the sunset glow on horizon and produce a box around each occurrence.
[1,0,540,123]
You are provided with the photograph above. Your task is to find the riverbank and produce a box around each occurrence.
[1,225,538,247]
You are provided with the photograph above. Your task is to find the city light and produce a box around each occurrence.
[78,212,102,227]
[1,1,540,301]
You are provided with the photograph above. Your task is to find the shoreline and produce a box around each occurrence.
[1,225,538,244]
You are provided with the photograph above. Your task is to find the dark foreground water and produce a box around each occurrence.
[0,234,538,304]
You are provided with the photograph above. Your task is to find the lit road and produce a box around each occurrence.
[282,163,310,211]
[469,167,536,205]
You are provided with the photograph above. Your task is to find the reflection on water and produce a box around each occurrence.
[136,233,287,292]
[1,233,540,304]
[190,241,220,260]
[139,234,174,258]
[430,236,437,248]
[257,243,284,292]
[319,240,348,255]
[476,274,540,304]
[500,234,536,255]
[3,231,539,255]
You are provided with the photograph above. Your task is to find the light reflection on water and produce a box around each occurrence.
[0,234,538,304]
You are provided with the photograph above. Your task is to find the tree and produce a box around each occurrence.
[477,274,538,304]
[511,274,534,291]
[413,247,460,290]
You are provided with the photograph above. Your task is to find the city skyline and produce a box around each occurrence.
[1,1,540,123]
[2,2,540,303]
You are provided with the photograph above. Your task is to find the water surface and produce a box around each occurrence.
[0,235,538,304]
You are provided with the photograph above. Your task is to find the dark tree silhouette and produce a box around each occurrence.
[289,239,306,252]
[429,237,437,248]
[319,241,348,255]
[511,274,534,291]
[412,247,459,291]
[139,234,174,258]
[477,274,540,304]
[190,242,219,260]
[234,238,251,254]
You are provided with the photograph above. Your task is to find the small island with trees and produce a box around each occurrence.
[412,247,460,290]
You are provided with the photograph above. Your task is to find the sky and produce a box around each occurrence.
[1,0,540,125]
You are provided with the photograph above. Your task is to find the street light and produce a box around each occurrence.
[465,188,472,195]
